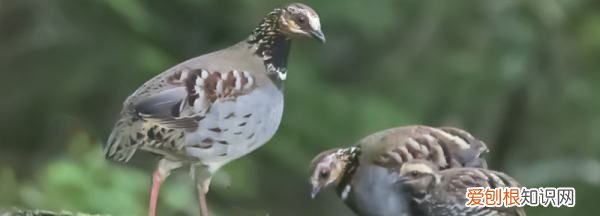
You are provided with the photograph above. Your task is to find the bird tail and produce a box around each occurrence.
[439,127,489,168]
[105,116,144,162]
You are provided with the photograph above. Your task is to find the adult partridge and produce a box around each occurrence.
[309,125,489,216]
[105,3,325,216]
[397,160,526,216]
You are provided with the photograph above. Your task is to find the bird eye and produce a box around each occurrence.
[297,16,306,24]
[319,171,329,179]
[410,171,420,177]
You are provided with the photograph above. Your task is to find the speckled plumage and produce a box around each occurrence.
[398,161,526,216]
[309,125,489,216]
[105,39,284,166]
[105,3,324,216]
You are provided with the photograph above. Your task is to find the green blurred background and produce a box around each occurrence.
[1,0,598,215]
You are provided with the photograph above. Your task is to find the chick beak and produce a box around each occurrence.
[311,186,322,199]
[310,29,326,43]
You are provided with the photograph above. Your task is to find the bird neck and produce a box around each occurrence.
[247,8,291,88]
[335,147,362,197]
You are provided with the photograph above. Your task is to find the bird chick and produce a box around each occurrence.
[397,160,526,216]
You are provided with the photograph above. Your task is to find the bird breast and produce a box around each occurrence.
[344,164,413,216]
[183,83,284,164]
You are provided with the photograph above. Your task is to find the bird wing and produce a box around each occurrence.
[444,168,525,215]
[137,68,256,128]
[105,67,257,162]
[360,126,489,170]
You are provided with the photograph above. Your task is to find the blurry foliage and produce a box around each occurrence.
[0,0,599,215]
[0,209,108,216]
[0,133,199,215]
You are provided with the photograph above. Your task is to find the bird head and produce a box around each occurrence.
[278,3,325,43]
[397,160,440,199]
[308,147,359,198]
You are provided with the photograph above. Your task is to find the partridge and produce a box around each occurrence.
[309,125,489,216]
[397,160,526,216]
[105,3,325,216]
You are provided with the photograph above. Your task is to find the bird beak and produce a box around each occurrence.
[311,186,321,199]
[310,29,326,43]
[395,176,409,184]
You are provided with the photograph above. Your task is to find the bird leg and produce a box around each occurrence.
[198,181,210,216]
[149,159,182,216]
[149,170,162,216]
[192,164,213,216]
